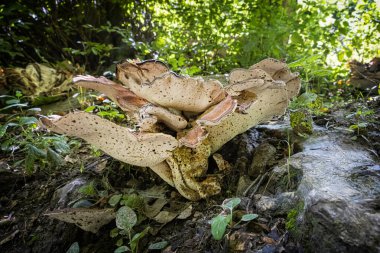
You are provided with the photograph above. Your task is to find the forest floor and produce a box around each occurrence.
[0,89,379,253]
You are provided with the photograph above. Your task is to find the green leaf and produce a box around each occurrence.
[0,103,28,111]
[5,98,20,105]
[66,242,80,253]
[210,214,229,240]
[1,139,14,151]
[222,198,241,210]
[116,238,124,247]
[357,122,368,128]
[27,144,46,158]
[296,92,318,105]
[85,106,96,112]
[241,213,258,222]
[116,206,137,231]
[148,241,168,250]
[15,91,23,98]
[0,95,14,99]
[0,124,9,138]
[19,117,38,125]
[114,245,129,253]
[337,51,345,62]
[130,226,150,253]
[47,147,64,166]
[110,228,119,238]
[109,194,122,207]
[52,139,70,154]
[79,181,97,196]
[25,153,36,174]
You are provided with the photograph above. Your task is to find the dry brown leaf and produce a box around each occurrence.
[45,208,115,233]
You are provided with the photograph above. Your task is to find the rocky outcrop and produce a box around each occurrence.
[260,130,380,252]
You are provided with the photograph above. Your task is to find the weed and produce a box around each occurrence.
[0,92,73,173]
[210,198,258,240]
[109,192,149,253]
[286,201,305,238]
[346,106,375,136]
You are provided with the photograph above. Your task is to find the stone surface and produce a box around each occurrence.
[51,177,87,208]
[284,131,380,252]
[255,192,300,216]
[248,142,277,177]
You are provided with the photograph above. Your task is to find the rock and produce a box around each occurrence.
[255,192,300,216]
[284,132,380,252]
[249,143,277,177]
[236,175,253,196]
[51,177,87,208]
[349,58,380,90]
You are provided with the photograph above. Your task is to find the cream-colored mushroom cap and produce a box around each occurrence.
[117,61,226,112]
[41,111,178,167]
[74,75,148,112]
[116,60,170,88]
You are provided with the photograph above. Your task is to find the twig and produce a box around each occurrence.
[243,175,262,197]
[0,212,15,227]
[249,172,268,199]
[0,230,19,246]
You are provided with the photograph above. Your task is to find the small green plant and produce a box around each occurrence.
[346,107,375,136]
[210,198,258,240]
[84,99,126,122]
[285,201,304,238]
[290,110,313,137]
[109,193,148,253]
[0,92,73,173]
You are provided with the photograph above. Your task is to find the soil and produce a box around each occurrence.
[0,95,379,253]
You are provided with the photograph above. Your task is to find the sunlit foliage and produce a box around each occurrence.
[0,0,378,75]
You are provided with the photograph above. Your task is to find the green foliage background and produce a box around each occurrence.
[1,0,379,75]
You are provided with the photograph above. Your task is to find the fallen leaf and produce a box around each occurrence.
[45,208,115,233]
[262,236,276,245]
[152,211,178,224]
[177,205,193,219]
[144,198,168,218]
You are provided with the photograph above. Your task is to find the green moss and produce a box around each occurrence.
[290,110,313,137]
[285,201,304,238]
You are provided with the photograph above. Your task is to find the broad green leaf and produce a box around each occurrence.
[222,198,241,210]
[5,99,20,105]
[47,147,64,166]
[116,206,137,231]
[241,213,258,222]
[114,245,129,253]
[130,226,150,253]
[52,139,70,154]
[210,214,229,240]
[148,241,169,250]
[0,124,9,138]
[27,144,46,158]
[19,116,38,125]
[84,106,96,112]
[109,194,122,207]
[66,242,80,253]
[0,103,28,111]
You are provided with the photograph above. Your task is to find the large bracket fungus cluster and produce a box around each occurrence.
[42,58,300,200]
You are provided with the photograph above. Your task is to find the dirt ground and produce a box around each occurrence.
[1,95,379,253]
